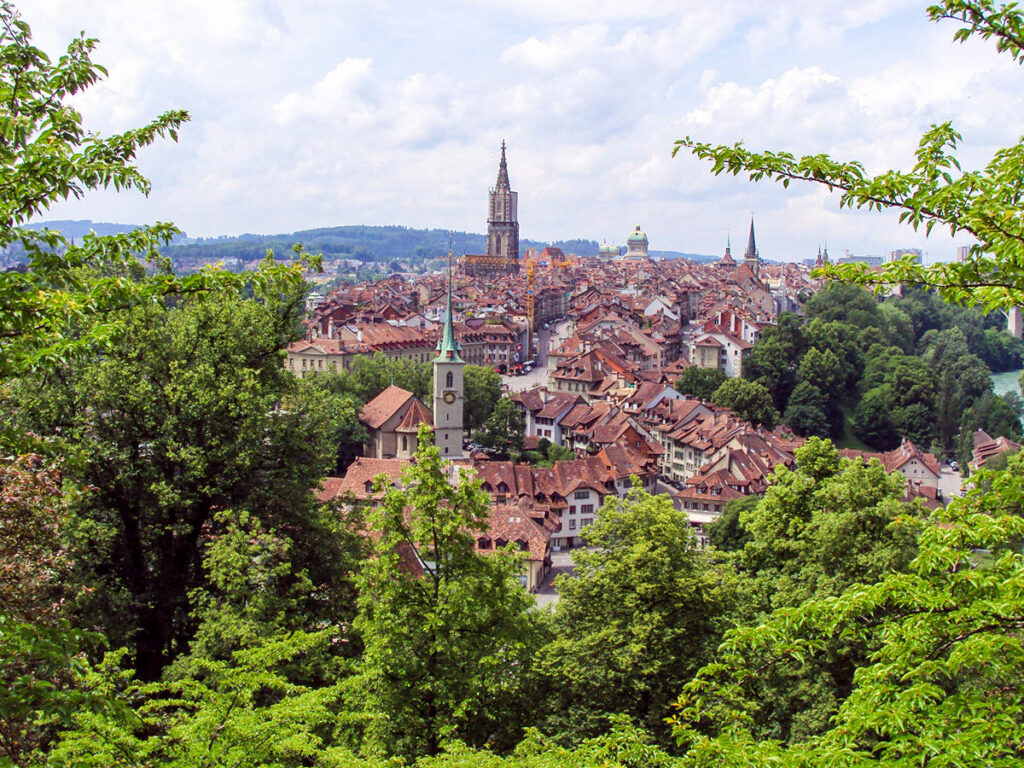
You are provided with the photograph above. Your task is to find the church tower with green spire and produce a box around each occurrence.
[433,249,465,459]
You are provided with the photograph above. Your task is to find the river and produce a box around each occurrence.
[991,369,1023,397]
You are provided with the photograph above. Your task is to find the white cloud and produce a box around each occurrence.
[13,0,1021,260]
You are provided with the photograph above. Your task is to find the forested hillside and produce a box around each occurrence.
[738,283,1024,464]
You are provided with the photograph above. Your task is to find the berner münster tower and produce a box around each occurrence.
[463,141,520,277]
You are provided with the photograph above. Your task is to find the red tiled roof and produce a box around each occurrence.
[360,385,416,429]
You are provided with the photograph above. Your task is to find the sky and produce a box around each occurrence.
[15,0,1024,262]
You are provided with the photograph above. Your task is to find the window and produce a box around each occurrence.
[581,504,594,514]
[582,518,593,527]
[402,435,408,452]
[445,371,453,388]
[574,490,588,499]
[477,537,490,548]
[568,519,576,530]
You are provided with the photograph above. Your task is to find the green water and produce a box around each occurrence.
[992,369,1023,397]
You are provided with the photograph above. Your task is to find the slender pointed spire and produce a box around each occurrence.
[744,217,757,259]
[726,231,731,255]
[435,235,463,362]
[496,139,510,190]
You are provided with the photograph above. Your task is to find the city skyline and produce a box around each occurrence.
[16,0,1021,262]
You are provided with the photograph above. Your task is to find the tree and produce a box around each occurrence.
[711,378,778,428]
[671,456,1024,766]
[782,382,830,439]
[673,3,1024,758]
[674,367,727,400]
[463,364,503,432]
[706,495,759,552]
[472,397,525,459]
[741,313,806,411]
[803,283,883,330]
[535,484,739,745]
[709,438,921,742]
[853,387,900,450]
[354,426,543,758]
[7,285,343,681]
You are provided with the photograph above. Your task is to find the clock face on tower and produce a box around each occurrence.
[443,390,456,404]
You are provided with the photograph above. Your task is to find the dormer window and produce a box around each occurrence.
[364,481,373,494]
[498,482,509,494]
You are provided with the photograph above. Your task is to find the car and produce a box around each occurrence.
[950,460,959,471]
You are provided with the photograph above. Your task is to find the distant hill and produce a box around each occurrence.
[27,221,716,267]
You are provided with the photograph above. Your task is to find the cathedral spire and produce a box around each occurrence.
[496,139,510,190]
[744,218,757,260]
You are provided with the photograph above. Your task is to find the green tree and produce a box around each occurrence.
[741,313,806,411]
[711,378,778,428]
[463,364,503,432]
[802,283,883,330]
[472,397,525,459]
[852,387,900,449]
[672,457,1024,766]
[720,438,920,741]
[8,285,342,681]
[672,2,1024,758]
[535,484,739,744]
[673,367,727,400]
[782,381,830,439]
[706,495,759,552]
[49,632,348,767]
[354,427,543,758]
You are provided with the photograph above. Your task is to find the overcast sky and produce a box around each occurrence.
[17,0,1023,261]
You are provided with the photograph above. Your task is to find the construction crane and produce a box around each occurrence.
[525,256,536,361]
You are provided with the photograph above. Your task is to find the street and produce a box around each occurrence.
[500,320,571,393]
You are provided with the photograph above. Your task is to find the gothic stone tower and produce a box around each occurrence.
[486,140,520,274]
[433,253,465,459]
[743,218,761,277]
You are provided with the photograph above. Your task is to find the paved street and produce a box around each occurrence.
[501,321,571,393]
[939,464,963,500]
[534,550,575,608]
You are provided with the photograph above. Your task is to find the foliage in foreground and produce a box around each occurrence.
[671,456,1024,766]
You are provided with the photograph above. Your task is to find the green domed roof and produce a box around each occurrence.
[598,241,617,254]
[627,225,648,243]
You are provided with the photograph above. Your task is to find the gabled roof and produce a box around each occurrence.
[396,399,433,432]
[360,385,417,429]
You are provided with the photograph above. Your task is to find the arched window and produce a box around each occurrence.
[495,234,502,253]
[446,371,453,388]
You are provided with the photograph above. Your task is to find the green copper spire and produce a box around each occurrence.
[435,242,463,363]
